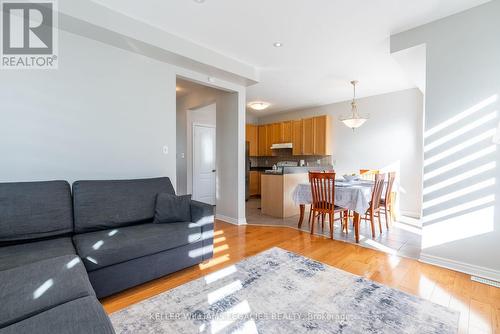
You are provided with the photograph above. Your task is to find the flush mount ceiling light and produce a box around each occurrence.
[248,101,271,111]
[193,0,205,3]
[273,42,283,47]
[339,80,369,130]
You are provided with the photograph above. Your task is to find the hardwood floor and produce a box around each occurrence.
[101,221,500,334]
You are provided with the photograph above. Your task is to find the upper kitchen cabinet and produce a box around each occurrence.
[290,116,331,156]
[291,120,303,156]
[250,115,330,157]
[246,124,258,156]
[302,117,315,155]
[313,115,331,155]
[270,123,282,145]
[258,125,268,156]
[282,121,292,143]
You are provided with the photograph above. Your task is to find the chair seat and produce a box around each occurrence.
[73,222,202,272]
[0,255,95,328]
[0,296,114,334]
[0,237,76,271]
[313,202,346,212]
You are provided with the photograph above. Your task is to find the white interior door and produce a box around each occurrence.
[193,125,216,205]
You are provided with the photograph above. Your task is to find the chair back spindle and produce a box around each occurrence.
[384,172,396,204]
[371,173,386,211]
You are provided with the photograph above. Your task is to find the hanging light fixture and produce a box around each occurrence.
[339,80,369,130]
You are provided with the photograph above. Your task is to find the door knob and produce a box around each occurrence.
[212,169,216,172]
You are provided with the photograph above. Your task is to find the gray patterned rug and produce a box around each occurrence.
[110,247,459,334]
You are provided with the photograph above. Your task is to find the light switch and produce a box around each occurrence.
[162,146,168,155]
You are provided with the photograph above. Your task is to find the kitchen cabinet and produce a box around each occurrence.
[291,120,303,155]
[250,115,330,157]
[271,123,282,145]
[313,115,331,155]
[249,171,261,196]
[246,124,258,156]
[265,124,274,156]
[258,125,268,156]
[282,121,292,143]
[302,117,315,155]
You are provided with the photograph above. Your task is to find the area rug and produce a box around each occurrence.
[110,247,459,333]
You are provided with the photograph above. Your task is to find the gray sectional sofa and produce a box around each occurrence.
[0,177,214,333]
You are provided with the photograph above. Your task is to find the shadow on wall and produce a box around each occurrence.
[422,94,498,249]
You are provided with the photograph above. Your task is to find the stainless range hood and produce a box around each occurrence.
[271,143,293,149]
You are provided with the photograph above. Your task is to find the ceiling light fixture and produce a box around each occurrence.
[273,42,283,48]
[339,80,369,130]
[193,0,205,3]
[248,101,271,111]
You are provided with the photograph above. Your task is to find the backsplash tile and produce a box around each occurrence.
[250,154,332,168]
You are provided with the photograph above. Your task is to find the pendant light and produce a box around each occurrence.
[339,80,369,130]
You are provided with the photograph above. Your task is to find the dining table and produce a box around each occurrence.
[292,179,376,243]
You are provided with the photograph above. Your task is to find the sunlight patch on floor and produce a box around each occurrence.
[204,265,237,284]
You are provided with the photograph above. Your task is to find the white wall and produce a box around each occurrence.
[392,0,500,280]
[216,92,247,224]
[1,27,248,225]
[258,89,424,217]
[0,30,177,185]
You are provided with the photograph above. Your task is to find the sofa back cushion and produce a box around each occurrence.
[73,177,175,233]
[0,181,73,244]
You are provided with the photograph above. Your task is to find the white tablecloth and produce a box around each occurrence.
[292,180,374,214]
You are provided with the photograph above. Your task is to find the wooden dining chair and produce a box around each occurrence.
[306,170,335,227]
[359,169,380,181]
[380,172,396,229]
[309,172,348,239]
[361,173,386,237]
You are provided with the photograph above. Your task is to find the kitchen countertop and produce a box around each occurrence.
[252,166,333,175]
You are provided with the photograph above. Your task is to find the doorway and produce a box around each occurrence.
[193,124,216,205]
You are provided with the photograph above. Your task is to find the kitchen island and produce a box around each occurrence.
[260,166,331,218]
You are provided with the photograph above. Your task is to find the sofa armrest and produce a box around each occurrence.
[190,200,214,260]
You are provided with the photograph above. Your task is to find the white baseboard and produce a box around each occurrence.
[399,210,421,219]
[215,214,247,225]
[419,253,500,282]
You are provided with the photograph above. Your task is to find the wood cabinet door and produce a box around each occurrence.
[265,124,274,155]
[270,123,282,144]
[249,171,260,196]
[246,124,258,156]
[282,121,292,143]
[292,120,303,155]
[313,115,331,155]
[258,125,268,156]
[302,117,314,155]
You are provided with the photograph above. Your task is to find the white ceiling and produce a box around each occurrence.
[92,0,490,115]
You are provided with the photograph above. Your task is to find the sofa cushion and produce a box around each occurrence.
[0,296,115,334]
[73,177,175,233]
[73,222,202,272]
[0,237,76,271]
[0,181,73,244]
[0,255,95,328]
[154,193,192,224]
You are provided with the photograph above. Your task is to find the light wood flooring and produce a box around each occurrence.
[246,198,422,259]
[101,221,500,334]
